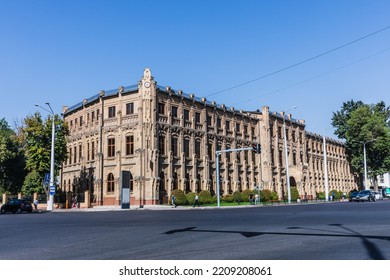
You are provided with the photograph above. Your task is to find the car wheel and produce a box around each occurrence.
[0,208,5,214]
[16,208,22,214]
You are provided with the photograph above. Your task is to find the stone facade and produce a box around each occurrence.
[60,68,358,206]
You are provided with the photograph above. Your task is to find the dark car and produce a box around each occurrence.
[349,191,359,202]
[1,199,33,214]
[356,190,376,202]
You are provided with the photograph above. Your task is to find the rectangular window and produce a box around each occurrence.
[108,106,116,118]
[217,118,221,128]
[97,109,100,120]
[195,112,201,124]
[159,136,165,155]
[108,138,115,157]
[235,123,240,132]
[195,140,201,158]
[225,120,230,131]
[158,103,165,115]
[126,135,134,155]
[80,116,83,126]
[87,142,90,161]
[73,146,77,164]
[126,103,134,115]
[207,115,212,126]
[184,139,190,158]
[244,125,248,135]
[69,147,72,165]
[91,111,95,121]
[208,144,213,160]
[172,106,178,118]
[172,137,178,157]
[79,144,82,162]
[184,109,190,121]
[91,141,95,160]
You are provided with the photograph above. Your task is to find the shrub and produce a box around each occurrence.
[232,191,243,204]
[270,191,279,201]
[317,192,325,200]
[222,194,234,203]
[171,189,188,205]
[199,190,212,204]
[260,189,272,202]
[211,194,220,204]
[291,187,300,201]
[186,192,196,205]
[241,189,253,202]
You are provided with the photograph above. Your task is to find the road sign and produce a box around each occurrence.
[49,186,56,195]
[44,173,50,185]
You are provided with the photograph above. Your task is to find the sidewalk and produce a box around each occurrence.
[44,199,347,212]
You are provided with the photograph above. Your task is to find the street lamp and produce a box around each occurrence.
[282,106,297,204]
[35,103,55,211]
[354,139,376,190]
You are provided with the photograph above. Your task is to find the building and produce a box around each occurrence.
[61,68,358,206]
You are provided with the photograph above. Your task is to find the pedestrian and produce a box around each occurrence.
[249,193,254,205]
[171,194,176,208]
[255,193,259,205]
[193,194,199,207]
[33,199,39,210]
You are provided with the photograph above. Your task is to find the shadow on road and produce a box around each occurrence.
[164,224,390,259]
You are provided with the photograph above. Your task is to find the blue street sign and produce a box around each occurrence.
[49,186,55,195]
[44,173,50,185]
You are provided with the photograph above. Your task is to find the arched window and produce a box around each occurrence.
[107,173,115,193]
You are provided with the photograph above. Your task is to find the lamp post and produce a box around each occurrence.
[282,106,297,204]
[35,103,55,211]
[358,139,376,190]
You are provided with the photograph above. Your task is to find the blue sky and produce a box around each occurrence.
[1,0,389,138]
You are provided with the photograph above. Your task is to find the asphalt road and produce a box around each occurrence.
[1,200,390,260]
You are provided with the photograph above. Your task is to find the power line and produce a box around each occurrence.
[205,25,390,98]
[232,46,390,107]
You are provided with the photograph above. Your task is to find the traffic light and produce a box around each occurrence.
[252,143,261,154]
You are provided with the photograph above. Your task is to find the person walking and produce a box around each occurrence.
[33,199,39,210]
[193,194,199,207]
[171,194,176,208]
[249,193,254,205]
[255,193,259,205]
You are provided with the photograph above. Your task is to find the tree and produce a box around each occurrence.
[332,100,390,188]
[0,118,26,194]
[21,112,69,194]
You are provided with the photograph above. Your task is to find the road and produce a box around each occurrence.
[1,200,390,260]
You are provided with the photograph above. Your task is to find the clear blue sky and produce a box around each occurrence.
[1,0,389,138]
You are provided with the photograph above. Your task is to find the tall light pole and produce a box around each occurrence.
[282,106,297,204]
[35,103,55,211]
[360,139,376,190]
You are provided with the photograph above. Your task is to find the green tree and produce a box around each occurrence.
[0,118,26,194]
[21,112,69,193]
[332,100,390,188]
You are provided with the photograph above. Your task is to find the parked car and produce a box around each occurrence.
[374,191,383,200]
[356,190,376,202]
[349,191,359,202]
[0,199,33,214]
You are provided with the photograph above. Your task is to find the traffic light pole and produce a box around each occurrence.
[215,145,261,207]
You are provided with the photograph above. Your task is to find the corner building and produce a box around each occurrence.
[61,68,358,206]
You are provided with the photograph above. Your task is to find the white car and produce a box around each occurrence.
[374,191,383,200]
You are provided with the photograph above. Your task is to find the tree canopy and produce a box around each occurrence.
[0,118,26,194]
[332,100,390,186]
[20,112,69,194]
